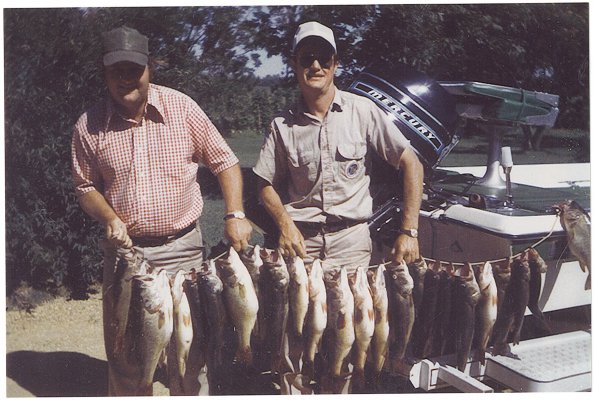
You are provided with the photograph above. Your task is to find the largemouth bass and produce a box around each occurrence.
[432,262,455,356]
[125,269,174,395]
[260,248,290,375]
[366,263,389,387]
[453,263,480,372]
[408,258,428,322]
[178,271,207,396]
[348,265,375,391]
[287,256,309,373]
[558,200,591,290]
[472,262,498,365]
[413,260,441,359]
[492,258,512,318]
[508,252,531,345]
[527,248,551,334]
[216,247,259,365]
[197,260,227,395]
[386,261,415,361]
[324,266,355,389]
[302,259,327,381]
[110,250,148,359]
[240,245,264,343]
[170,270,193,379]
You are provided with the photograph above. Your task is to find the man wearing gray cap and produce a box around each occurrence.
[253,21,424,393]
[71,26,252,395]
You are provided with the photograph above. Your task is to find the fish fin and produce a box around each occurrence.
[368,308,375,322]
[579,261,588,273]
[585,273,591,290]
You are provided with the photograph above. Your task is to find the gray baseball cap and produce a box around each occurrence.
[103,26,149,66]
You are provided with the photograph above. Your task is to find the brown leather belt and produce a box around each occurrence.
[131,223,196,248]
[294,219,365,234]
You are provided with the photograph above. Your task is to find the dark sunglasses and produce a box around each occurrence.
[298,51,335,69]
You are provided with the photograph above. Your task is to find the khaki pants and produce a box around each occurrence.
[102,223,208,396]
[302,222,372,273]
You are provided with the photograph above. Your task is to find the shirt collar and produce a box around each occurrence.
[291,86,344,119]
[104,84,166,128]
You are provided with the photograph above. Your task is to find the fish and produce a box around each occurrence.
[385,261,415,362]
[408,258,428,322]
[109,250,148,360]
[366,263,389,387]
[324,266,355,387]
[239,245,264,342]
[170,270,194,379]
[347,265,375,392]
[413,259,441,359]
[491,254,531,356]
[286,256,310,372]
[197,260,227,395]
[527,248,551,334]
[179,271,207,396]
[508,252,531,346]
[302,259,327,381]
[215,247,259,365]
[472,262,498,365]
[125,269,174,395]
[452,263,480,372]
[260,248,290,375]
[491,258,512,319]
[558,200,591,290]
[433,262,455,356]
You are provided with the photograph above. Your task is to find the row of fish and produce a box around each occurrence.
[405,248,550,372]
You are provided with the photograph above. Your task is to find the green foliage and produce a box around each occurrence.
[4,5,589,297]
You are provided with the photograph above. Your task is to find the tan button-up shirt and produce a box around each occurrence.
[253,88,410,223]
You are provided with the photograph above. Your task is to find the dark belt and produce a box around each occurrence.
[130,222,196,248]
[294,219,366,234]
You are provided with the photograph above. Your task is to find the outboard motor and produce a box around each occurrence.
[349,63,461,171]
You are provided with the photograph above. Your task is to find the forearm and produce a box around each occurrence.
[258,179,293,230]
[78,190,119,226]
[399,148,424,230]
[216,163,245,213]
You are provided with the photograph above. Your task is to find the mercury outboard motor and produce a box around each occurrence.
[349,63,461,171]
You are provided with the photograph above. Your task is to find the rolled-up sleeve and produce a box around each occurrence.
[71,115,101,197]
[253,120,287,186]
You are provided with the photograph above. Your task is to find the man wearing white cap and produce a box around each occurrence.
[72,26,252,395]
[253,20,424,393]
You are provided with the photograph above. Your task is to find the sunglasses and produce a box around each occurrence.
[298,51,335,69]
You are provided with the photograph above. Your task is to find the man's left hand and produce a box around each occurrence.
[391,234,420,265]
[224,218,253,251]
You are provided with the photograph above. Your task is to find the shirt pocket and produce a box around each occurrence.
[287,149,316,196]
[336,141,367,180]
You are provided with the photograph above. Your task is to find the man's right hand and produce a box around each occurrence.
[106,218,132,249]
[278,219,307,259]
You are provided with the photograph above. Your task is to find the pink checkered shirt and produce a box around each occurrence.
[71,84,239,237]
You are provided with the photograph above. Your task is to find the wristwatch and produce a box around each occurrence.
[224,211,246,221]
[400,228,418,238]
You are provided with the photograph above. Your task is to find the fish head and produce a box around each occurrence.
[170,270,186,304]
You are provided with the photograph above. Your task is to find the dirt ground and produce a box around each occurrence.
[5,291,171,397]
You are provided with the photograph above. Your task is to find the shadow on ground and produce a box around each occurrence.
[6,351,107,396]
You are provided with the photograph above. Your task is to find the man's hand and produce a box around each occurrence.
[106,217,132,249]
[224,218,252,252]
[391,234,419,265]
[278,220,307,259]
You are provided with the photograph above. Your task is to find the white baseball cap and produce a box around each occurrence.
[292,21,337,53]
